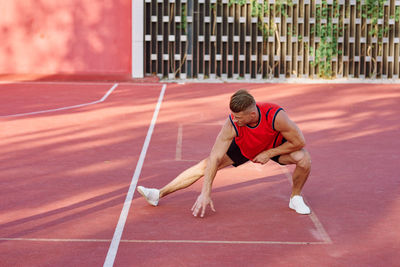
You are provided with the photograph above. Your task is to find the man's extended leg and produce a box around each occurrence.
[137,154,234,206]
[278,148,312,214]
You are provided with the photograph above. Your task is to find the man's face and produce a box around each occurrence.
[231,110,254,127]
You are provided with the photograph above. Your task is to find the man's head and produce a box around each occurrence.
[229,89,258,127]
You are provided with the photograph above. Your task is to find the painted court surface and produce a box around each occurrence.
[0,81,399,266]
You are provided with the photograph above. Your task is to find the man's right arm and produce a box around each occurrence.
[191,119,236,217]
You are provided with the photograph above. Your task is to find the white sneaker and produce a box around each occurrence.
[137,186,160,206]
[289,195,311,215]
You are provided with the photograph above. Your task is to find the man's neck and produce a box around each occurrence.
[247,107,260,127]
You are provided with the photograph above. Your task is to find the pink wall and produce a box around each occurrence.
[0,0,131,77]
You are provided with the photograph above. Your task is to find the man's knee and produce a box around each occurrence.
[291,149,311,170]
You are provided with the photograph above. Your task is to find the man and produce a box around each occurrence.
[137,89,311,217]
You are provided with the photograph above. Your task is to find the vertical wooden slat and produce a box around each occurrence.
[395,1,400,78]
[261,1,269,78]
[216,0,222,77]
[193,0,198,77]
[388,0,394,78]
[186,0,192,77]
[168,1,174,79]
[222,1,228,78]
[281,2,287,79]
[268,1,274,78]
[162,0,168,77]
[250,5,256,78]
[355,0,360,78]
[360,1,366,78]
[246,3,250,78]
[273,1,279,78]
[343,2,349,77]
[233,1,238,78]
[227,1,233,78]
[210,0,216,78]
[337,0,344,78]
[310,0,316,78]
[156,0,161,76]
[383,2,389,78]
[177,0,181,78]
[302,0,308,77]
[144,0,150,74]
[180,0,187,79]
[197,0,204,78]
[287,1,293,78]
[204,0,210,78]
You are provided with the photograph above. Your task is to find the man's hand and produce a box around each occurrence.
[252,150,272,164]
[191,193,216,218]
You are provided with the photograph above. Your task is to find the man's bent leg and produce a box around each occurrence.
[159,154,234,198]
[278,148,311,196]
[278,148,311,214]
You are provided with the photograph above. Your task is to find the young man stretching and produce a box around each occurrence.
[137,89,311,217]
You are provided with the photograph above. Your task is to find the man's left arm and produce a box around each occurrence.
[253,111,305,164]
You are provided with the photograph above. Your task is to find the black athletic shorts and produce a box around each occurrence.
[226,138,287,167]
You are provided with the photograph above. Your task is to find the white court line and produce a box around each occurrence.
[309,213,333,244]
[121,239,327,245]
[175,124,183,160]
[103,84,167,267]
[0,83,119,118]
[280,165,332,244]
[0,237,328,245]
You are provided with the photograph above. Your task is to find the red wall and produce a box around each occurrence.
[0,0,131,78]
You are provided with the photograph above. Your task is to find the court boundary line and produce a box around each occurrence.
[0,237,329,245]
[280,165,333,244]
[103,84,167,267]
[0,83,119,118]
[175,124,183,160]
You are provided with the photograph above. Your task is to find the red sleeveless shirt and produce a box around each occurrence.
[229,103,284,160]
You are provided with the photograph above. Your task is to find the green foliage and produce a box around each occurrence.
[396,7,400,22]
[311,0,342,78]
[177,4,187,33]
[219,0,397,78]
[229,0,247,6]
[228,0,293,41]
[362,0,387,39]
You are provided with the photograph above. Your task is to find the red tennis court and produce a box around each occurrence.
[0,81,399,266]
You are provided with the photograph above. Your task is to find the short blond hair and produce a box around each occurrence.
[229,89,256,112]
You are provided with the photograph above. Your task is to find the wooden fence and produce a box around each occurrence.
[144,0,400,80]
